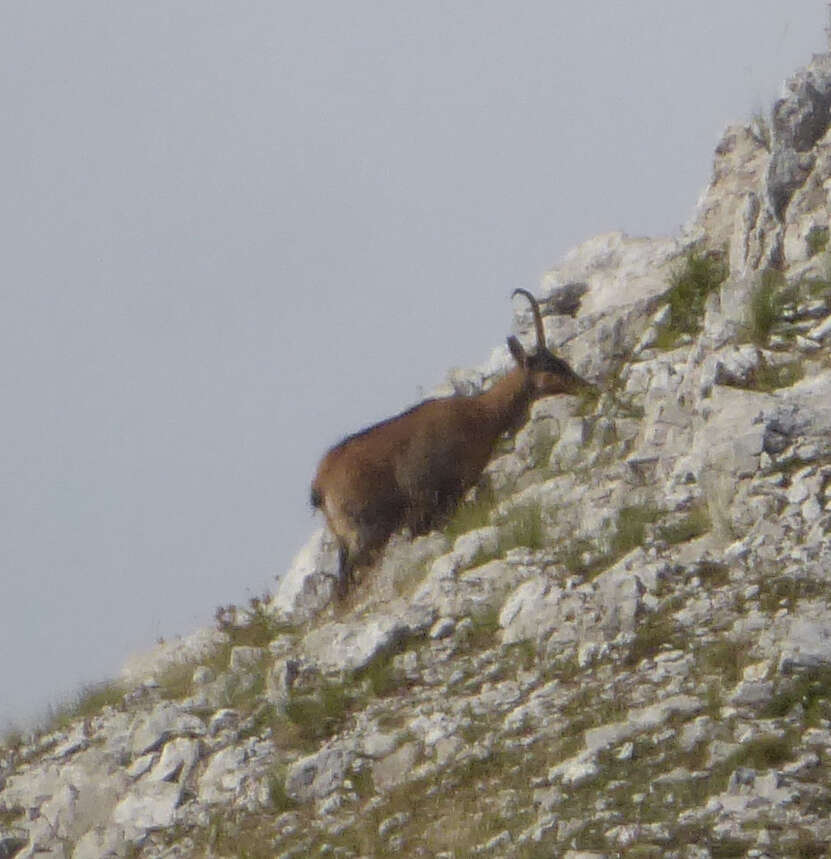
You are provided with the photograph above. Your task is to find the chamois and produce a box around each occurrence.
[311,289,592,597]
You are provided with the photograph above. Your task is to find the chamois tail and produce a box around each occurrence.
[310,484,323,510]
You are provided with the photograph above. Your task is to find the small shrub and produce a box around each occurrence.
[215,596,294,648]
[693,560,730,588]
[663,250,728,337]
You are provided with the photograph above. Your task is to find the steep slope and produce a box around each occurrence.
[5,51,831,859]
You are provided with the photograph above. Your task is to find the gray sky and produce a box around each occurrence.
[1,2,827,729]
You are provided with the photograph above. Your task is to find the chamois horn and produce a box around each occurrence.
[512,288,546,352]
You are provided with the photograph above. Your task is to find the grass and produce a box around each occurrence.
[625,609,679,667]
[747,358,804,392]
[282,678,352,745]
[692,560,730,588]
[443,485,497,542]
[455,607,502,652]
[748,269,785,346]
[215,596,297,648]
[697,638,748,685]
[353,631,425,698]
[555,503,662,580]
[498,502,546,553]
[45,680,125,732]
[611,504,661,557]
[761,667,831,724]
[661,249,728,341]
[656,503,711,546]
[725,734,796,770]
[156,640,234,701]
[267,765,297,812]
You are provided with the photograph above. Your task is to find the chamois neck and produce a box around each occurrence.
[477,368,530,434]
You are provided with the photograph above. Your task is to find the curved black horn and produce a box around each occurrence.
[512,288,546,352]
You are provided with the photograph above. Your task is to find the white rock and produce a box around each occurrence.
[285,746,352,803]
[302,615,409,674]
[147,737,200,783]
[112,781,182,839]
[779,610,831,673]
[429,617,456,639]
[270,528,339,622]
[198,746,247,804]
[129,703,205,757]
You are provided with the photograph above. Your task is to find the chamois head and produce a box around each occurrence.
[507,288,591,398]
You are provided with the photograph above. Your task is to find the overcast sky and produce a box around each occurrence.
[1,2,828,729]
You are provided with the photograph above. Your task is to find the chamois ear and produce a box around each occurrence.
[506,336,528,367]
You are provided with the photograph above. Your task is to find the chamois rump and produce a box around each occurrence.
[311,289,592,597]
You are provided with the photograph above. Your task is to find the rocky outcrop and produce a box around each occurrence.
[6,48,831,859]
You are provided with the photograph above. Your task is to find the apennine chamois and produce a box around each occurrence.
[311,289,593,597]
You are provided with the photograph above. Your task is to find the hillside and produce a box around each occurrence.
[5,49,831,859]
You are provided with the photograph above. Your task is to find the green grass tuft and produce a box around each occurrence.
[748,269,785,346]
[657,504,711,545]
[46,680,124,732]
[612,504,661,557]
[748,359,804,392]
[499,502,546,552]
[283,679,352,744]
[443,486,497,542]
[663,250,728,337]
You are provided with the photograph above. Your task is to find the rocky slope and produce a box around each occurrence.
[6,50,831,859]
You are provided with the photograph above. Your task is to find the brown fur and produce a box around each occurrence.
[311,290,592,597]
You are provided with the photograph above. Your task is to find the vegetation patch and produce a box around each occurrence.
[748,269,786,346]
[625,597,686,667]
[282,678,352,746]
[657,503,711,545]
[354,631,426,698]
[498,502,546,553]
[660,249,729,343]
[45,680,125,732]
[697,637,749,686]
[757,574,829,614]
[747,357,804,392]
[612,503,662,557]
[443,485,497,542]
[725,734,796,770]
[267,767,297,814]
[460,607,502,652]
[762,667,831,724]
[214,596,297,648]
[157,641,233,702]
